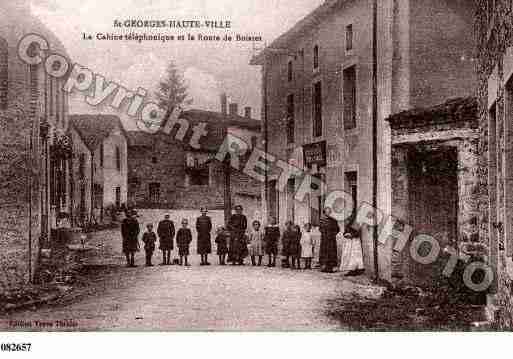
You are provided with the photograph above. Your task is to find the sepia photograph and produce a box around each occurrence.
[0,0,512,349]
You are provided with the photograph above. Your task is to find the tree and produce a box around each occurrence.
[156,61,192,120]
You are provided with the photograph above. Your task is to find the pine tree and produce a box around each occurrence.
[156,61,192,120]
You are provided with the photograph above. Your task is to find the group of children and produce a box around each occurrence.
[214,219,316,269]
[142,219,195,266]
[139,218,316,269]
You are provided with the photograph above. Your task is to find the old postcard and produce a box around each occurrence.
[0,0,512,343]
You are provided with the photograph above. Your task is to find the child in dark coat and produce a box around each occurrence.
[142,223,157,267]
[215,226,229,265]
[281,221,297,268]
[176,219,192,266]
[264,218,280,267]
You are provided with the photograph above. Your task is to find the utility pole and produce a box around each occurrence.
[263,57,269,222]
[372,0,380,281]
[223,147,232,226]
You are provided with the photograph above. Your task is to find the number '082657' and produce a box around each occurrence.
[1,343,32,352]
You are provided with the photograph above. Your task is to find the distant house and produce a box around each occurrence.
[127,97,262,221]
[69,115,128,226]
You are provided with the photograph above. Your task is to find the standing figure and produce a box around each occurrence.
[215,227,229,265]
[281,221,296,268]
[142,223,157,267]
[157,214,175,265]
[228,205,248,265]
[248,220,265,266]
[121,210,140,267]
[300,223,314,269]
[176,219,192,266]
[264,218,280,267]
[196,207,213,266]
[289,224,302,269]
[319,207,340,273]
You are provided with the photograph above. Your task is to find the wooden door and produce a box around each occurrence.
[408,148,458,283]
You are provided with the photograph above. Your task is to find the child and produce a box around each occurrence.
[281,221,297,268]
[176,219,192,266]
[300,223,314,269]
[289,224,302,269]
[215,226,229,265]
[264,218,280,267]
[248,220,265,266]
[235,233,249,265]
[142,223,157,267]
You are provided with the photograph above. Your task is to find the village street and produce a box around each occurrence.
[0,228,384,331]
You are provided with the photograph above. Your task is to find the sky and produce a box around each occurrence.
[29,0,324,130]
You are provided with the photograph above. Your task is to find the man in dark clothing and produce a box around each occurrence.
[196,207,213,265]
[319,207,340,273]
[157,214,175,265]
[228,205,248,265]
[121,210,140,267]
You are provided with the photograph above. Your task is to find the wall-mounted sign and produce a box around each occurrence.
[303,141,326,167]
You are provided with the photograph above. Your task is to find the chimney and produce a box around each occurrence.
[244,107,252,119]
[229,103,238,116]
[220,93,227,115]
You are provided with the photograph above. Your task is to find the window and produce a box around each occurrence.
[286,94,295,144]
[313,81,322,137]
[346,24,353,51]
[189,163,210,186]
[313,45,319,70]
[0,37,8,110]
[29,65,38,118]
[149,182,161,203]
[487,0,496,24]
[310,173,325,227]
[61,84,66,128]
[100,144,104,167]
[56,80,60,125]
[505,81,513,256]
[93,184,103,209]
[343,66,357,130]
[79,154,86,179]
[345,172,357,226]
[116,146,121,171]
[152,156,158,164]
[251,136,258,149]
[288,60,293,82]
[49,78,54,117]
[287,178,295,222]
[269,180,279,223]
[115,186,121,208]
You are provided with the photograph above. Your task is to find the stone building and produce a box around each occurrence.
[387,97,480,286]
[127,100,262,221]
[69,115,128,226]
[475,0,513,328]
[0,2,70,288]
[251,0,476,280]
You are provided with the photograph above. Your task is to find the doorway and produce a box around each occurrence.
[408,147,458,283]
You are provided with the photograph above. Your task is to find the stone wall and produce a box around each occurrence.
[0,112,40,293]
[0,9,70,292]
[475,0,513,328]
[0,36,42,292]
[388,104,480,287]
